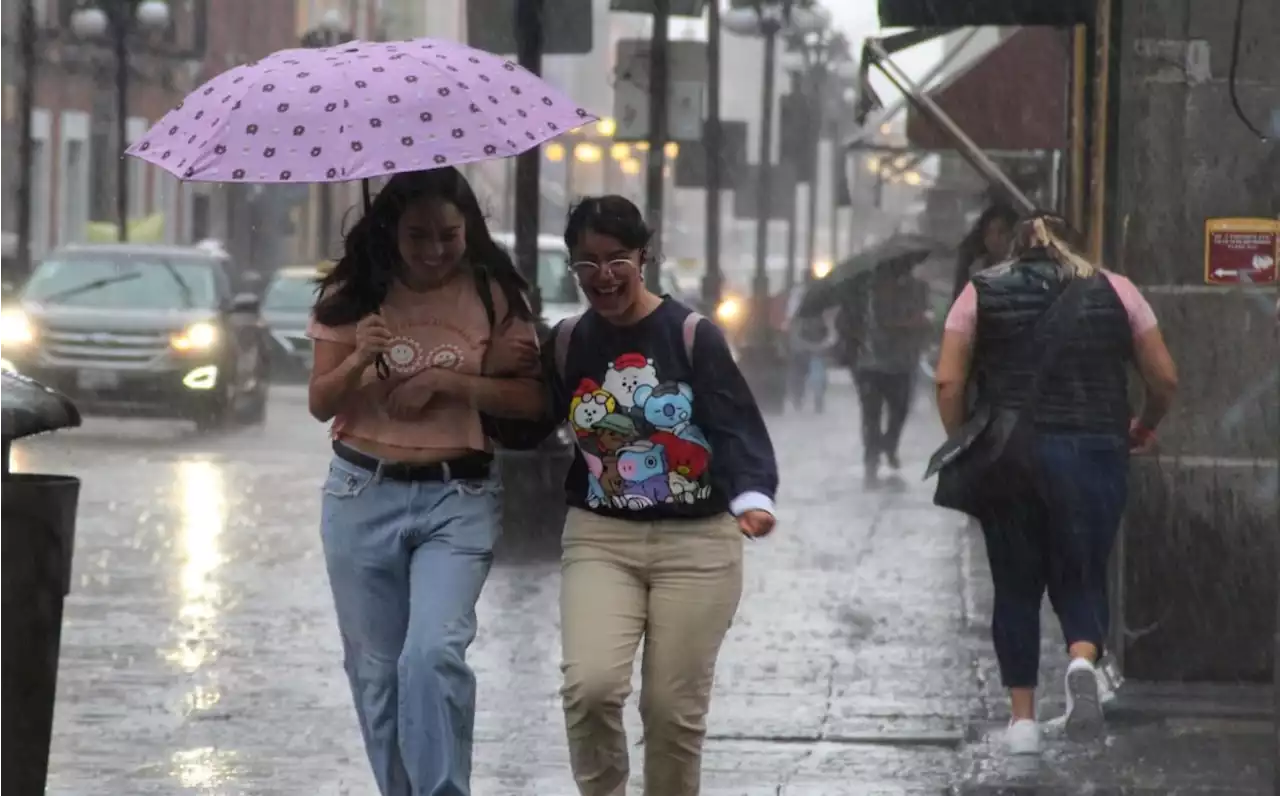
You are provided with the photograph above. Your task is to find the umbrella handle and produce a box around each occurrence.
[362,179,372,212]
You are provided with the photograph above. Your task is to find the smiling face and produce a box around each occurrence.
[396,197,467,289]
[570,228,644,320]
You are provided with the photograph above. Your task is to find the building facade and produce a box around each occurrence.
[3,0,299,273]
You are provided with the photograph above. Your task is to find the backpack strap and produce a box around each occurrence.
[682,311,704,365]
[556,310,701,382]
[554,313,584,382]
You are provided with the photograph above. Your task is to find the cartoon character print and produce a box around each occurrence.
[574,352,713,510]
[615,441,671,508]
[633,381,713,504]
[601,353,659,410]
[569,379,616,438]
[581,413,639,508]
[425,343,464,370]
[385,336,425,374]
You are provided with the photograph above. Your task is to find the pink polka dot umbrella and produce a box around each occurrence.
[126,37,597,184]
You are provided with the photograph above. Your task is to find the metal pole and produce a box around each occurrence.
[515,0,544,314]
[783,172,797,293]
[114,17,129,242]
[752,22,777,338]
[803,66,823,283]
[701,0,722,312]
[644,0,670,292]
[15,0,37,281]
[867,40,1034,214]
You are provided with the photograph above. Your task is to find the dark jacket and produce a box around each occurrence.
[545,299,779,522]
[971,255,1132,437]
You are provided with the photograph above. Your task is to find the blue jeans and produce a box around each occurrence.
[788,352,830,411]
[978,433,1129,688]
[320,454,503,796]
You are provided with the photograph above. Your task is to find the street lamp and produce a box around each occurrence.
[723,1,830,413]
[70,0,171,243]
[781,28,855,286]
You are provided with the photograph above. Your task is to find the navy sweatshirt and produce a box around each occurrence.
[544,298,779,522]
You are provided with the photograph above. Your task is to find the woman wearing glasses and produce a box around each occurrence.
[544,195,779,796]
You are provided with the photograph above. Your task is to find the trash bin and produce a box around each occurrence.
[1,370,82,796]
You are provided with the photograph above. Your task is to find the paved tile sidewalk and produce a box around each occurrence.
[952,520,1276,795]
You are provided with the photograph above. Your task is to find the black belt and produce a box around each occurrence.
[332,442,493,483]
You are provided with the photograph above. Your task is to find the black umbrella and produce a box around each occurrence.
[798,234,946,316]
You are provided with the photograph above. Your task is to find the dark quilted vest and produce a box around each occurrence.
[972,257,1132,436]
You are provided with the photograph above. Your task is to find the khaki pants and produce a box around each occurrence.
[559,508,744,796]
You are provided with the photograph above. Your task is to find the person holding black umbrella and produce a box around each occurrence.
[847,254,932,485]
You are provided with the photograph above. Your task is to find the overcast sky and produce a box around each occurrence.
[826,2,943,95]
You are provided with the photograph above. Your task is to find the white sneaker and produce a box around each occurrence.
[1063,657,1105,741]
[1005,719,1041,755]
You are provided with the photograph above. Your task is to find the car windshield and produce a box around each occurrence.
[23,257,219,310]
[264,272,319,312]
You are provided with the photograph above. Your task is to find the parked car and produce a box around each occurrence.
[0,243,271,431]
[261,264,325,382]
[492,232,583,327]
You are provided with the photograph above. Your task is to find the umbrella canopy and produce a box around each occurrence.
[127,38,596,184]
[799,233,946,316]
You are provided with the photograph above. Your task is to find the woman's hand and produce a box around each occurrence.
[485,326,540,377]
[354,314,393,366]
[385,367,458,419]
[738,510,776,538]
[1129,418,1158,454]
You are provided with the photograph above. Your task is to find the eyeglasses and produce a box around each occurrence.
[568,258,638,278]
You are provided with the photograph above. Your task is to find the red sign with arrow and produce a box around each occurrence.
[1203,218,1278,285]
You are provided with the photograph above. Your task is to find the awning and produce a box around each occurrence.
[878,0,1094,27]
[905,27,1070,152]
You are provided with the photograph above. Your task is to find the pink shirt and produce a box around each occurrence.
[945,270,1157,339]
[307,272,538,455]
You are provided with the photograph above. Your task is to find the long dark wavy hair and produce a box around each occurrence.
[313,167,531,327]
[564,195,654,257]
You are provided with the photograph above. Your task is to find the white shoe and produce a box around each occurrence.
[1005,719,1041,755]
[1063,657,1105,741]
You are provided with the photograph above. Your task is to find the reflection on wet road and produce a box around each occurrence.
[21,385,971,794]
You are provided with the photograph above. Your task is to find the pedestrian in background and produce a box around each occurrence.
[953,203,1019,302]
[545,195,778,796]
[934,211,1178,756]
[307,168,544,795]
[784,288,839,414]
[852,256,931,485]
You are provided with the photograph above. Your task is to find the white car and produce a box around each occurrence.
[491,232,584,327]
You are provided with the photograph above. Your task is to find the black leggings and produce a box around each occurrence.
[854,369,913,462]
[979,433,1129,688]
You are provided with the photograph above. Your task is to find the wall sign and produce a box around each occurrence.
[1203,217,1278,286]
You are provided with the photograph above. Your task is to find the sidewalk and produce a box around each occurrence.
[952,518,1276,794]
[472,385,975,794]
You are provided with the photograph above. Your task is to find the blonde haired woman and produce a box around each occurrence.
[935,212,1178,754]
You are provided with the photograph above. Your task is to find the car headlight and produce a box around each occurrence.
[0,309,35,346]
[715,296,743,325]
[171,321,219,351]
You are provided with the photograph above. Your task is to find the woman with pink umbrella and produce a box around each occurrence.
[129,37,595,796]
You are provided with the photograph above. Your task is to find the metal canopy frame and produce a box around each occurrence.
[850,28,1037,214]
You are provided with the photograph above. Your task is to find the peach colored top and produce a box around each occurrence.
[307,270,537,457]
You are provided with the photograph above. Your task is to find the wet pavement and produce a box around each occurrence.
[955,519,1276,795]
[15,380,967,794]
[14,380,1274,794]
